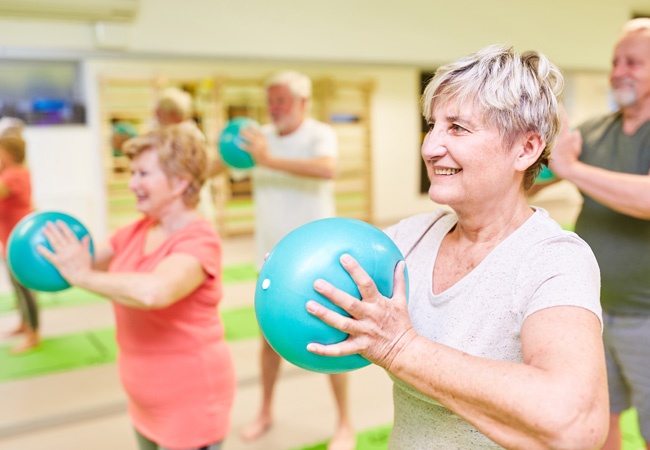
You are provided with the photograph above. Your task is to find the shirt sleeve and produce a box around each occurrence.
[169,224,221,280]
[516,233,602,326]
[1,169,29,199]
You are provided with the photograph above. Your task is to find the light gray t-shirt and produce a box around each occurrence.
[383,207,602,449]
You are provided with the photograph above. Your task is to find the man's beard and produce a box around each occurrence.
[611,80,638,107]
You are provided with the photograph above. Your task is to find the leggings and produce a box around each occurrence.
[135,429,223,450]
[8,270,38,330]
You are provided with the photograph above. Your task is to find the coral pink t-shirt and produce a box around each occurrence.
[109,217,236,448]
[0,166,32,251]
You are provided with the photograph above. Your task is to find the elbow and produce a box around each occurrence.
[541,402,609,450]
[324,163,338,180]
[139,288,174,310]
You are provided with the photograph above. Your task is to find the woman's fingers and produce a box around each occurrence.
[305,299,363,357]
[313,277,366,319]
[339,254,381,303]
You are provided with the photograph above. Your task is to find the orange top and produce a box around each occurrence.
[109,217,235,448]
[0,166,32,251]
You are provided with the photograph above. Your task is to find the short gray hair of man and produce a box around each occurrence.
[265,71,312,100]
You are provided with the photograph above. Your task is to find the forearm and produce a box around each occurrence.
[565,161,650,219]
[389,337,603,449]
[73,270,174,309]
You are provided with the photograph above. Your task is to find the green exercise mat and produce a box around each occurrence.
[296,423,391,450]
[0,306,259,383]
[0,328,116,382]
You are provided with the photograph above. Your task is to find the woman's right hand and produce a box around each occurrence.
[37,220,94,286]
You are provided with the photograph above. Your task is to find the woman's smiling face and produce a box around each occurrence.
[421,98,520,211]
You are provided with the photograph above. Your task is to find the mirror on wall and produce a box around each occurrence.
[0,60,86,125]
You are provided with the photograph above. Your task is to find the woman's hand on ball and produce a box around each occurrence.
[306,255,416,371]
[37,220,93,285]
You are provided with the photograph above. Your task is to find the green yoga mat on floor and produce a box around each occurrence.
[295,423,391,450]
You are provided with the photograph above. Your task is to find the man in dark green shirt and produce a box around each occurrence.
[549,18,650,450]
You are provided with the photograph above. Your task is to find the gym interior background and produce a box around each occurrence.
[0,1,648,449]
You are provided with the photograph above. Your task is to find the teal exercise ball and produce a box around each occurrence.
[218,117,258,169]
[255,217,409,374]
[535,165,556,183]
[7,211,95,292]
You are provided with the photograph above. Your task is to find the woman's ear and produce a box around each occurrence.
[515,132,545,172]
[170,176,191,198]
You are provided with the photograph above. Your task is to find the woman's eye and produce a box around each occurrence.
[451,124,466,132]
[427,123,435,131]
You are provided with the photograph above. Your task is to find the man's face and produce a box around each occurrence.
[266,84,305,134]
[610,31,650,108]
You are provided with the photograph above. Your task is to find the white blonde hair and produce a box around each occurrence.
[620,17,650,37]
[265,71,312,99]
[422,44,564,189]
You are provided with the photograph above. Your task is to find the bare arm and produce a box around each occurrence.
[38,221,206,309]
[91,242,115,271]
[307,256,608,450]
[240,127,337,179]
[386,307,607,449]
[550,106,650,219]
[552,160,650,219]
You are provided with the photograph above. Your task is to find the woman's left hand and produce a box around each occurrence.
[37,220,93,286]
[305,255,417,371]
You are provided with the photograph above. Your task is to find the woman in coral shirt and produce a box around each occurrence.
[39,125,236,450]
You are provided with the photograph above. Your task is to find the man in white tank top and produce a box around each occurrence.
[239,71,354,450]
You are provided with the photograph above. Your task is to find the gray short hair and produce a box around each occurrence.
[422,44,564,190]
[265,71,312,99]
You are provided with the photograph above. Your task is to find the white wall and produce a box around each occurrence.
[22,126,107,239]
[0,0,648,70]
[0,0,636,239]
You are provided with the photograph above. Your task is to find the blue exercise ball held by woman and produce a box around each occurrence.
[254,217,408,374]
[8,210,94,292]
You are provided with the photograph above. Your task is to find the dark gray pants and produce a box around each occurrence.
[8,270,38,330]
[135,429,223,450]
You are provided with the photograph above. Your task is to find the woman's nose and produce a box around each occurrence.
[421,129,445,159]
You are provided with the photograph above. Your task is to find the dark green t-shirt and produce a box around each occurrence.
[575,112,650,314]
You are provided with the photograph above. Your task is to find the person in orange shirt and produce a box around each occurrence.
[0,131,39,353]
[38,125,236,450]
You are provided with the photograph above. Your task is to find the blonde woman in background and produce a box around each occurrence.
[39,125,236,450]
